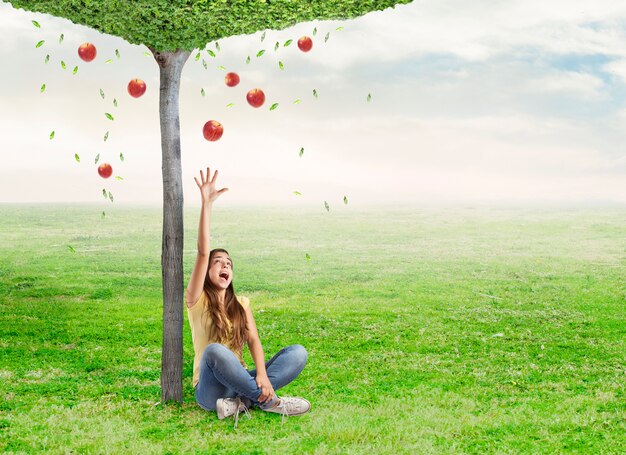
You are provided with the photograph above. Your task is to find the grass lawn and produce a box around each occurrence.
[0,204,624,453]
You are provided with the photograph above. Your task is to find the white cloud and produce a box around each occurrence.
[602,58,626,84]
[278,0,626,71]
[526,70,606,99]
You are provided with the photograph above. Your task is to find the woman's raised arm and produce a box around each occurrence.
[185,167,228,308]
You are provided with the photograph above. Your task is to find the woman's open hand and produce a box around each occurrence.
[194,167,228,205]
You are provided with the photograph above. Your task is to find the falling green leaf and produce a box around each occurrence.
[115,176,124,181]
[269,103,279,111]
[278,61,284,70]
[325,32,330,42]
[200,88,206,97]
[246,55,251,64]
[274,41,279,51]
[115,49,120,59]
[305,253,311,261]
[113,98,118,108]
[67,245,75,253]
[103,131,109,142]
[207,49,216,58]
[344,196,348,205]
[284,39,293,47]
[101,211,106,219]
[215,42,220,52]
[324,201,330,212]
[95,153,100,164]
[59,33,64,43]
[35,40,45,48]
[336,26,344,31]
[44,54,50,64]
[60,60,66,70]
[202,59,207,69]
[195,52,200,61]
[313,89,318,99]
[105,113,114,121]
[40,83,46,93]
[104,59,113,64]
[293,191,302,196]
[293,99,302,104]
[102,188,107,198]
[367,93,372,102]
[108,191,114,202]
[217,65,226,71]
[226,103,235,108]
[32,20,41,28]
[74,153,80,163]
[72,66,78,75]
[144,51,151,57]
[313,27,318,36]
[299,147,304,157]
[100,89,105,99]
[256,49,265,57]
[49,131,55,140]
[119,152,124,162]
[261,31,266,42]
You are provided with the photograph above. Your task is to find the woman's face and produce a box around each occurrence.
[208,252,233,290]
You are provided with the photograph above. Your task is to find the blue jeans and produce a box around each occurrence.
[195,343,307,411]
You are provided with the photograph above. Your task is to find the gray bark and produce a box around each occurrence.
[153,49,190,403]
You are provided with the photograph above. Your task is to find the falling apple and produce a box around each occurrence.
[203,120,224,141]
[224,72,240,87]
[127,78,146,98]
[246,88,265,108]
[98,163,113,179]
[78,43,97,62]
[297,36,313,52]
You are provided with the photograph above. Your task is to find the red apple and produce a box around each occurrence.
[128,78,146,98]
[246,88,265,108]
[225,72,240,87]
[98,163,113,179]
[78,42,97,62]
[203,120,224,141]
[297,36,313,52]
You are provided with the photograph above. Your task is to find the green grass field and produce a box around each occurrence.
[0,204,624,454]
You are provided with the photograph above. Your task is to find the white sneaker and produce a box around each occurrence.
[216,397,251,429]
[262,396,311,424]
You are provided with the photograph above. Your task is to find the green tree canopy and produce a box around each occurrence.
[7,0,412,51]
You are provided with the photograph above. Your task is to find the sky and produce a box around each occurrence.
[1,0,626,207]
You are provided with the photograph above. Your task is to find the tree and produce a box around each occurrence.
[5,0,413,403]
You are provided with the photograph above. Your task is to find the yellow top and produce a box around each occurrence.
[187,292,250,388]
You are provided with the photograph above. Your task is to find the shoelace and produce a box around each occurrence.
[277,399,294,426]
[233,401,251,430]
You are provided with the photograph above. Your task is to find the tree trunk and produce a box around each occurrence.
[153,49,190,403]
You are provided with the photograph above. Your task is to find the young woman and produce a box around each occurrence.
[186,167,310,427]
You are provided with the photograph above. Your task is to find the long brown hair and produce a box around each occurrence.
[202,248,247,350]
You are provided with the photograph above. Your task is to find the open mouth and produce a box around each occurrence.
[219,272,229,281]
